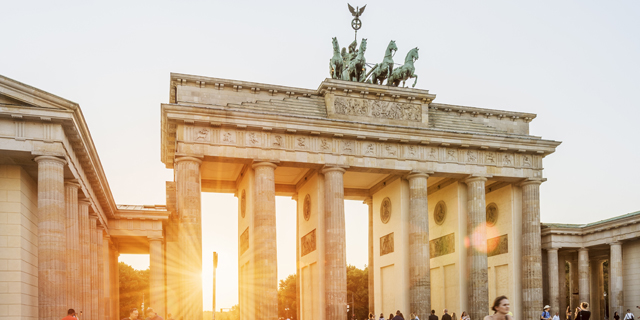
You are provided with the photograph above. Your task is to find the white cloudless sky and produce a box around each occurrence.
[2,0,639,311]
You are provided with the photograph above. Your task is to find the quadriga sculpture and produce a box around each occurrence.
[329,37,344,79]
[342,38,367,82]
[366,40,397,85]
[387,47,419,88]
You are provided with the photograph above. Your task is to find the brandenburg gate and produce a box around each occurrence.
[161,72,560,320]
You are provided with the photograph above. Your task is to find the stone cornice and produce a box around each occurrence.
[430,103,536,122]
[161,102,561,168]
[318,78,436,103]
[0,75,79,111]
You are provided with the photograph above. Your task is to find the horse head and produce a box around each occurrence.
[387,40,398,57]
[332,37,340,52]
[405,47,419,64]
[360,38,368,53]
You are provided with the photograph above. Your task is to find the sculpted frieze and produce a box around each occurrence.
[240,228,249,255]
[430,233,455,258]
[334,96,422,122]
[183,127,541,170]
[487,234,508,257]
[301,229,316,256]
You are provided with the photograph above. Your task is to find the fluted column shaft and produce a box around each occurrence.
[609,242,623,315]
[322,167,347,320]
[252,162,278,320]
[578,248,589,304]
[64,181,81,311]
[34,156,68,320]
[79,201,92,319]
[150,237,165,318]
[547,248,560,315]
[103,234,111,320]
[90,216,99,320]
[408,172,431,320]
[97,227,105,320]
[558,254,567,318]
[364,197,374,314]
[465,176,488,320]
[175,157,203,320]
[589,259,601,320]
[522,180,543,320]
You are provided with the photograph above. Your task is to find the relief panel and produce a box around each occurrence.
[301,229,316,256]
[240,227,249,255]
[380,232,394,256]
[430,233,455,258]
[334,96,422,122]
[487,234,508,257]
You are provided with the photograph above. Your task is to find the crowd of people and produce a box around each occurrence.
[367,296,512,320]
[58,307,167,320]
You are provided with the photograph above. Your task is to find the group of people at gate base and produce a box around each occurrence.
[58,307,166,320]
[365,296,597,320]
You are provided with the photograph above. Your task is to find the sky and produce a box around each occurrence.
[2,0,640,311]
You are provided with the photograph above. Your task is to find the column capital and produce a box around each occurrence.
[464,175,489,184]
[578,247,589,252]
[78,199,91,207]
[363,197,373,206]
[252,161,278,170]
[64,179,81,188]
[175,156,203,165]
[148,235,164,242]
[291,193,299,201]
[321,165,347,174]
[547,247,559,252]
[406,171,433,180]
[609,241,622,246]
[519,178,546,187]
[34,155,67,165]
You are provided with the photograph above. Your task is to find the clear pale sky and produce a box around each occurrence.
[3,0,639,311]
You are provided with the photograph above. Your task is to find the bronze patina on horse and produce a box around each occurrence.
[366,40,398,85]
[329,37,344,79]
[342,38,367,82]
[387,47,419,87]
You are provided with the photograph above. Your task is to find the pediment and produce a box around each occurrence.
[0,74,78,111]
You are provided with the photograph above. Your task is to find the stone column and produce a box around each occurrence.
[103,234,111,320]
[363,197,374,314]
[112,246,120,320]
[97,226,105,320]
[465,176,488,320]
[294,194,301,320]
[34,156,68,320]
[521,179,544,320]
[175,157,203,320]
[407,172,431,320]
[609,242,623,316]
[570,258,579,311]
[589,259,601,320]
[252,162,278,320]
[578,248,589,305]
[65,181,81,311]
[79,200,92,319]
[90,215,99,320]
[150,236,165,318]
[548,248,560,315]
[322,166,347,320]
[559,253,567,317]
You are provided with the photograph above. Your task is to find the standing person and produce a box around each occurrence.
[443,309,452,320]
[614,312,620,320]
[380,314,386,320]
[567,306,573,320]
[624,309,635,320]
[429,310,439,320]
[389,313,396,320]
[62,309,77,320]
[145,307,163,320]
[452,313,457,320]
[461,312,470,320]
[574,303,591,320]
[542,306,552,320]
[370,313,376,320]
[483,296,513,320]
[553,312,561,320]
[393,310,405,320]
[123,308,139,320]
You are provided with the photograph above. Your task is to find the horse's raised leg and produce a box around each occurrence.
[412,74,418,88]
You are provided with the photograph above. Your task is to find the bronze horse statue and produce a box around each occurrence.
[343,38,367,82]
[387,47,419,88]
[366,40,398,85]
[329,37,344,79]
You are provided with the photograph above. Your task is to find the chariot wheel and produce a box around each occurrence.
[351,18,362,30]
